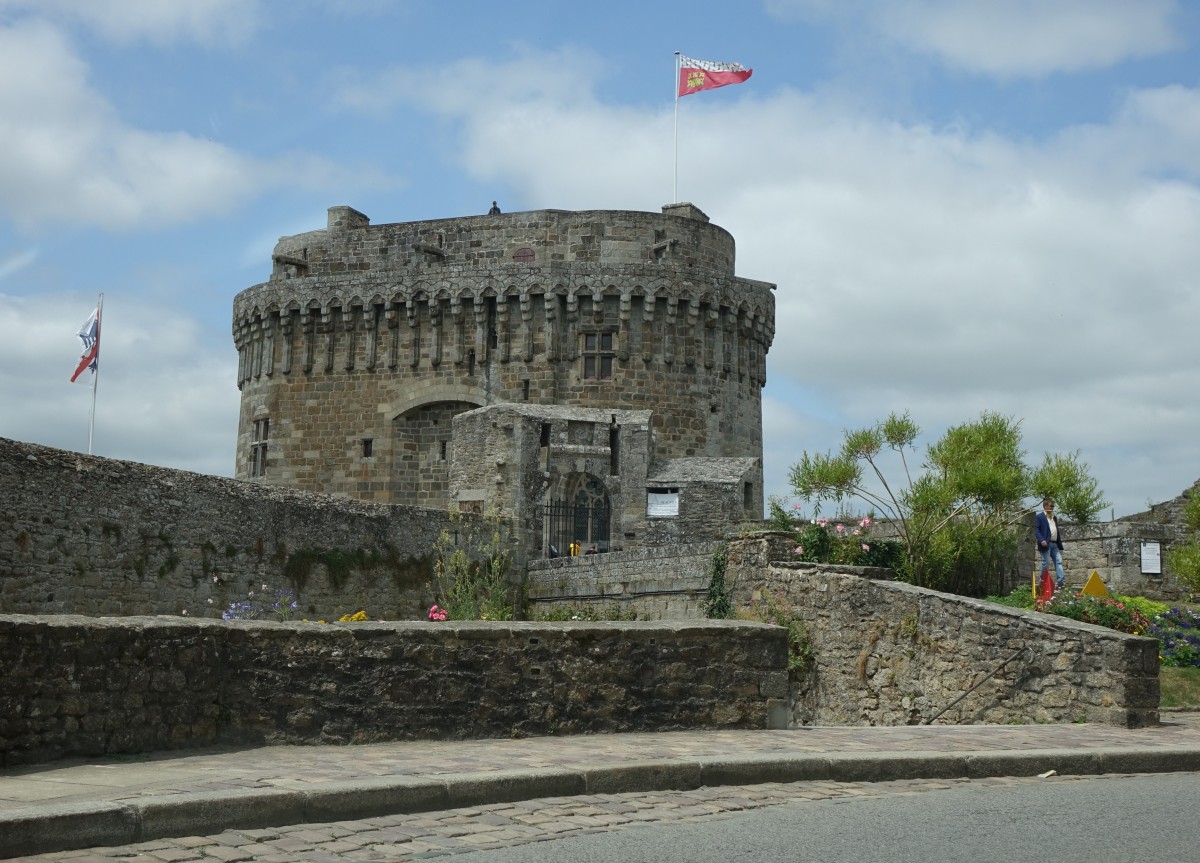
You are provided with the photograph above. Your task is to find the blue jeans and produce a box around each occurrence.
[1040,544,1065,585]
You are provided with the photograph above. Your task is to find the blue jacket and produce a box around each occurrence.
[1035,511,1063,550]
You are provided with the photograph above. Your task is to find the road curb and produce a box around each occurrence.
[4,747,1200,859]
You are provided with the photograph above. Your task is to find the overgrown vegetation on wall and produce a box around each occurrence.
[702,541,732,619]
[432,510,514,620]
[1165,489,1200,595]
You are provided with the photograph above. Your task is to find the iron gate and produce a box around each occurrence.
[544,499,611,557]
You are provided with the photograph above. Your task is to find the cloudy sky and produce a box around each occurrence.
[1,0,1197,519]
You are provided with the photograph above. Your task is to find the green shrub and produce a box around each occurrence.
[1113,594,1170,620]
[1166,538,1200,595]
[985,586,1036,609]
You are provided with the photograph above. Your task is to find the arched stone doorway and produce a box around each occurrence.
[391,400,478,509]
[545,472,611,557]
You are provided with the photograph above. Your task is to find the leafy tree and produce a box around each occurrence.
[788,411,1108,594]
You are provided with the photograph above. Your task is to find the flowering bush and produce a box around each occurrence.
[1148,608,1200,667]
[221,585,300,621]
[1035,592,1150,635]
[790,514,904,570]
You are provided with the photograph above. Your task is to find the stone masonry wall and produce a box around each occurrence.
[0,437,473,620]
[730,560,1159,728]
[1046,520,1189,600]
[525,543,719,619]
[0,615,788,766]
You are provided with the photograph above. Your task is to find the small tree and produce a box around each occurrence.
[789,411,1108,594]
[432,509,514,620]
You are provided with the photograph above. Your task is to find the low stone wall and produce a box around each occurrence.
[729,561,1159,728]
[0,438,481,620]
[525,542,719,619]
[0,615,788,766]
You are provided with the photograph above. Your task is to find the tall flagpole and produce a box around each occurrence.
[88,292,104,455]
[673,52,681,203]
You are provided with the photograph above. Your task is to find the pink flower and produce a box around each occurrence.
[817,518,828,528]
[794,545,804,555]
[428,604,448,621]
[852,528,861,536]
[862,543,870,551]
[835,523,846,534]
[859,517,872,529]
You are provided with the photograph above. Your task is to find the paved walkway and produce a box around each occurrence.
[4,713,1200,859]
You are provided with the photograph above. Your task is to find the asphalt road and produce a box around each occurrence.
[449,772,1200,863]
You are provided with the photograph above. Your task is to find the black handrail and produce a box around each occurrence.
[923,646,1031,725]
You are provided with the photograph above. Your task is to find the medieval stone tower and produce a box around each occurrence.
[232,202,775,557]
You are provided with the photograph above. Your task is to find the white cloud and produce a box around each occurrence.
[0,19,262,230]
[0,292,238,476]
[338,50,1200,514]
[768,0,1183,78]
[0,18,351,231]
[0,0,263,46]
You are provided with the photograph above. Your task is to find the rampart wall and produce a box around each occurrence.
[1045,520,1189,599]
[0,615,788,766]
[525,542,719,619]
[0,438,465,620]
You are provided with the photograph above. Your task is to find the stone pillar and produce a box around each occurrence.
[406,302,420,368]
[280,309,293,375]
[641,294,655,364]
[386,304,400,370]
[474,296,487,363]
[664,296,677,366]
[364,305,378,370]
[263,313,275,377]
[343,306,357,371]
[430,301,442,367]
[450,295,464,366]
[497,295,511,363]
[322,308,335,372]
[301,309,314,373]
[617,293,631,362]
[521,293,533,362]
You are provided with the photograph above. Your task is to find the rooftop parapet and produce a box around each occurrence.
[266,205,739,283]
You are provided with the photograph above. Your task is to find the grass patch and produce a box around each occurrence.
[1160,666,1200,709]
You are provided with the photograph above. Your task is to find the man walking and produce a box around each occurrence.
[1035,497,1066,590]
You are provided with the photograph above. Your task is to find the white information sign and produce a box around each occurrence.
[1141,541,1162,575]
[647,492,679,518]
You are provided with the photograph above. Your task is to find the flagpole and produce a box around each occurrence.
[673,52,680,203]
[88,292,104,455]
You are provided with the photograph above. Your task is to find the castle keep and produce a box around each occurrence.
[232,203,775,556]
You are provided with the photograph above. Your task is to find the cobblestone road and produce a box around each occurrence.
[9,773,1142,863]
